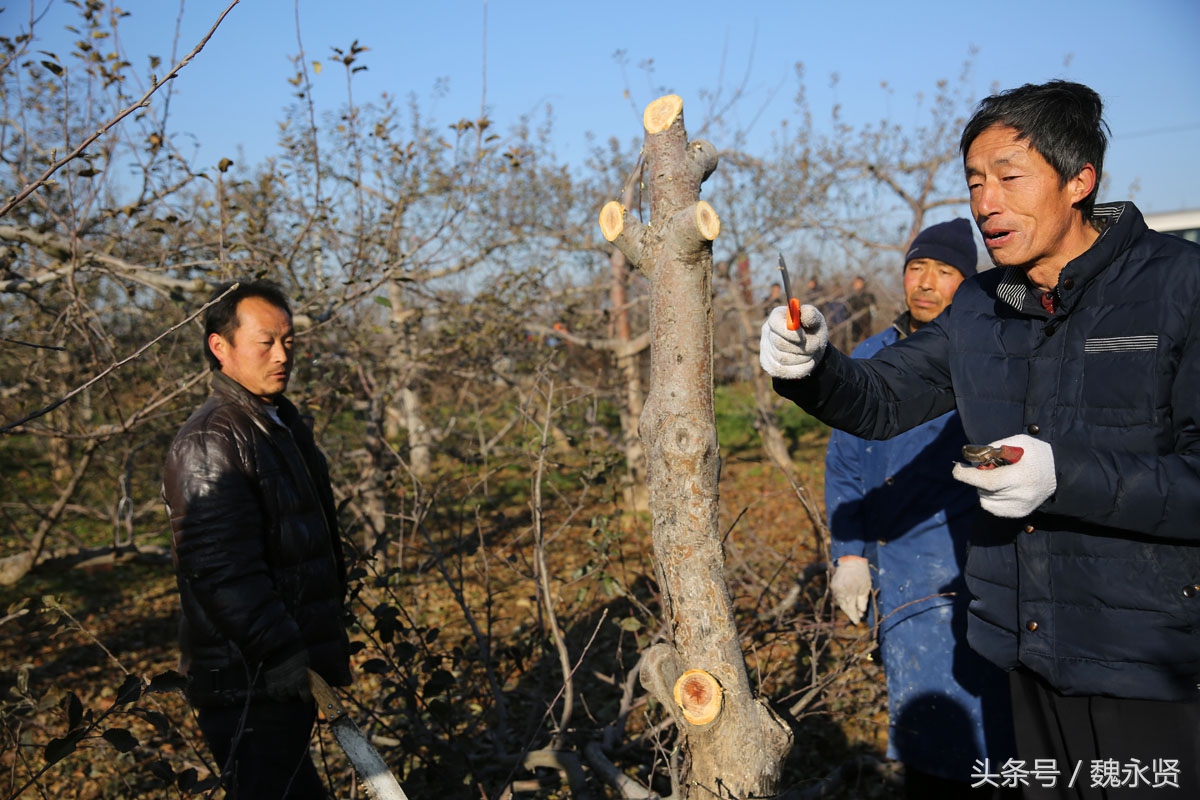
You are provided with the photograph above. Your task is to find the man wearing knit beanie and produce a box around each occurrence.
[905,218,979,278]
[767,80,1200,796]
[901,217,978,330]
[824,218,1013,798]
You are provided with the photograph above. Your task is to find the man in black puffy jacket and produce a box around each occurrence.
[163,280,350,799]
[762,81,1200,797]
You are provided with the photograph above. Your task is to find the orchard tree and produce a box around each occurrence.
[0,2,236,584]
[600,94,792,799]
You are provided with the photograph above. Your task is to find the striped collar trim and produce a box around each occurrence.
[996,267,1037,313]
[993,206,1123,314]
[1092,204,1124,226]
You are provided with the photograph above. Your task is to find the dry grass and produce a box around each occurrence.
[0,431,902,799]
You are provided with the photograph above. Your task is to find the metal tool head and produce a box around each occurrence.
[308,669,410,800]
[776,252,794,304]
[961,444,1012,468]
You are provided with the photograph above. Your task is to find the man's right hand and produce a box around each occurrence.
[830,556,872,625]
[759,305,828,380]
[264,651,313,703]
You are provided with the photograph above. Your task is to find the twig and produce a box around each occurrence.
[0,283,236,434]
[522,749,589,800]
[0,336,65,351]
[530,377,574,749]
[0,439,98,586]
[600,656,645,750]
[501,609,609,797]
[415,507,512,741]
[0,0,242,219]
[0,607,30,628]
[0,224,212,294]
[784,754,900,800]
[584,740,665,800]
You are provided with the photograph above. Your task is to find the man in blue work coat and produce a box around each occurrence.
[825,218,1016,798]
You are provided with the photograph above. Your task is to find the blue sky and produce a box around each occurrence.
[20,0,1200,214]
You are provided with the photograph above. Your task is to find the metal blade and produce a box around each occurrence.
[330,717,410,800]
[309,669,409,800]
[961,444,1004,465]
[776,252,795,306]
[961,443,1022,468]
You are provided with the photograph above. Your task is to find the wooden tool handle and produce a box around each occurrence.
[308,668,347,720]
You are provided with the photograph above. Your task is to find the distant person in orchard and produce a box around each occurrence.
[826,218,1016,798]
[807,277,851,351]
[761,281,784,318]
[844,274,875,346]
[163,280,351,799]
[761,80,1200,797]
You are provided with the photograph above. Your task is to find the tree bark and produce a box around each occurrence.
[600,95,792,799]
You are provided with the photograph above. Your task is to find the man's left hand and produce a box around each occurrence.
[952,434,1056,518]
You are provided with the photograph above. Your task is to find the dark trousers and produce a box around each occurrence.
[197,700,328,800]
[1007,668,1200,799]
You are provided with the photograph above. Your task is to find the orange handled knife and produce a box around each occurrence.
[777,253,801,331]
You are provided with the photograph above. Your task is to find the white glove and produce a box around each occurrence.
[952,434,1057,518]
[759,304,828,380]
[830,555,872,625]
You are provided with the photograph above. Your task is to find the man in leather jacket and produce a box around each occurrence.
[163,280,351,799]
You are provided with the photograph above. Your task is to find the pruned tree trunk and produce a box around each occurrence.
[397,384,432,477]
[358,279,429,568]
[599,94,792,799]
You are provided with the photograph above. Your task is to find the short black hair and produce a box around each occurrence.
[960,80,1109,218]
[202,280,292,371]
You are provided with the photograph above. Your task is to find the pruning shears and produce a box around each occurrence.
[961,443,1025,469]
[777,252,802,331]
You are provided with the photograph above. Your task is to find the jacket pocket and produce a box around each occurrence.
[1080,336,1158,428]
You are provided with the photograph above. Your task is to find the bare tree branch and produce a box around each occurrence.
[0,0,241,219]
[0,224,211,293]
[0,283,237,434]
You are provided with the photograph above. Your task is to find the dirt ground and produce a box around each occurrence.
[0,448,903,799]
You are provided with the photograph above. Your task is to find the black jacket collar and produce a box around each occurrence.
[994,201,1147,318]
[209,370,299,428]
